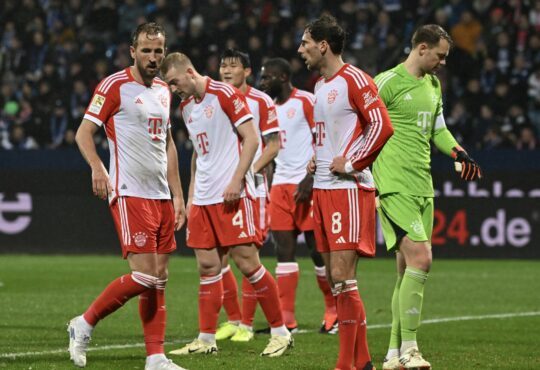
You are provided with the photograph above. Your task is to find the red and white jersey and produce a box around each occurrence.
[83,67,172,202]
[273,88,315,185]
[245,86,279,197]
[180,78,255,205]
[313,64,393,190]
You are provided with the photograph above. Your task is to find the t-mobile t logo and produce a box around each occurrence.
[0,193,32,234]
[196,132,210,154]
[315,122,325,146]
[148,117,163,141]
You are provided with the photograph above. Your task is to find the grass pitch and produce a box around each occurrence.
[0,255,539,369]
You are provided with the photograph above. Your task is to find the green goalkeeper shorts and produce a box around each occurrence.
[377,193,434,251]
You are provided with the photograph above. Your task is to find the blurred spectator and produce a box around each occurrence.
[4,124,38,150]
[451,11,483,56]
[516,125,539,150]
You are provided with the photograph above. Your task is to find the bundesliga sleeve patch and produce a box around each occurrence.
[88,94,106,114]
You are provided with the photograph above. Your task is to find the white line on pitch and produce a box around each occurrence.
[2,311,539,360]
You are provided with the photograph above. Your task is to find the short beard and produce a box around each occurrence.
[136,59,158,83]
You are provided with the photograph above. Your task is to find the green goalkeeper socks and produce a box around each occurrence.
[399,267,428,342]
[388,275,403,351]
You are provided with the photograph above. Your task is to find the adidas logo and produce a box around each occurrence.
[336,236,346,244]
[135,98,143,104]
[405,307,420,315]
[238,231,247,238]
[404,93,412,101]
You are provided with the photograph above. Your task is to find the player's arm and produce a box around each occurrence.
[75,119,112,200]
[187,150,197,213]
[253,132,279,173]
[330,82,394,174]
[166,129,186,230]
[223,119,259,203]
[432,114,482,181]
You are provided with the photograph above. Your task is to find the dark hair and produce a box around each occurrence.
[131,22,166,48]
[411,24,453,49]
[220,48,251,69]
[263,58,291,79]
[305,14,345,55]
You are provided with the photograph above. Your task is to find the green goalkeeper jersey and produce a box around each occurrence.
[373,63,458,197]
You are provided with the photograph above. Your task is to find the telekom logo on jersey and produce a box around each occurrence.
[196,132,210,154]
[148,117,163,141]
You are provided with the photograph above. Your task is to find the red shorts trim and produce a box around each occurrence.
[256,196,270,241]
[187,198,262,249]
[110,197,177,259]
[312,188,375,256]
[269,184,313,231]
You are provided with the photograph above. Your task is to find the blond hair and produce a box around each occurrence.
[160,52,194,75]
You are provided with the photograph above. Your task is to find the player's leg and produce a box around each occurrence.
[230,243,293,357]
[170,247,222,355]
[379,194,432,369]
[216,252,242,340]
[273,230,300,330]
[305,230,337,334]
[68,197,159,367]
[142,200,186,370]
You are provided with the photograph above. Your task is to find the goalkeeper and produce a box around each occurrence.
[372,25,481,370]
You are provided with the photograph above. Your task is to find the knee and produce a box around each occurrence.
[197,260,221,276]
[410,251,432,272]
[157,267,169,281]
[330,265,351,283]
[236,257,259,276]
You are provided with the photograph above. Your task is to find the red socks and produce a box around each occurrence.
[334,280,371,370]
[315,266,337,315]
[221,266,242,322]
[245,265,284,328]
[139,279,167,356]
[240,276,257,327]
[276,262,299,328]
[198,274,223,334]
[83,272,155,326]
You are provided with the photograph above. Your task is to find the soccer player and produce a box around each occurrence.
[372,25,482,370]
[215,49,281,342]
[298,15,394,370]
[69,23,187,370]
[259,57,337,334]
[160,52,293,357]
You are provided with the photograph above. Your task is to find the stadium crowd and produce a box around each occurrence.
[0,0,539,151]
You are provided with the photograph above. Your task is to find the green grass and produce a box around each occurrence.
[0,256,539,369]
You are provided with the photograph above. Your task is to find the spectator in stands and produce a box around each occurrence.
[516,125,539,150]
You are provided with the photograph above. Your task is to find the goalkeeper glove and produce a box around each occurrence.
[452,147,482,181]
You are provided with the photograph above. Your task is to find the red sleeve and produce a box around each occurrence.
[83,81,120,127]
[345,72,394,171]
[218,90,253,127]
[299,96,315,131]
[259,102,280,136]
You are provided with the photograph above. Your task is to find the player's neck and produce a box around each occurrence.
[130,66,153,87]
[320,55,345,80]
[276,84,293,104]
[403,56,426,79]
[237,82,249,94]
[194,76,209,100]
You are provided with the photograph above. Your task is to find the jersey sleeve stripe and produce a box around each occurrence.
[345,65,369,86]
[233,113,254,127]
[209,81,234,97]
[248,89,274,108]
[83,113,104,127]
[261,126,280,136]
[343,69,367,90]
[100,76,129,94]
[350,107,383,163]
[98,72,128,94]
[374,72,396,91]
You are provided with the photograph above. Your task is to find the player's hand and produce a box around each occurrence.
[91,164,112,200]
[330,156,348,174]
[223,178,242,204]
[452,148,482,181]
[307,155,316,174]
[172,196,186,230]
[294,173,313,203]
[186,197,193,215]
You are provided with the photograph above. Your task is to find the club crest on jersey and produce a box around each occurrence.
[133,232,148,247]
[327,89,338,104]
[159,94,168,108]
[410,220,423,235]
[287,108,296,119]
[204,105,214,119]
[233,97,245,114]
[363,91,379,109]
[89,94,106,114]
